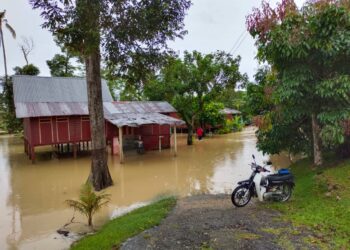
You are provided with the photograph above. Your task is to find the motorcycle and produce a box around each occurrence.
[231,154,295,207]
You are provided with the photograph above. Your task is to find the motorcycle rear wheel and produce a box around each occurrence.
[278,184,292,202]
[231,185,251,207]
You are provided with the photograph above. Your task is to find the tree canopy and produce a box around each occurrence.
[145,51,246,145]
[13,64,40,76]
[247,0,350,165]
[31,0,192,190]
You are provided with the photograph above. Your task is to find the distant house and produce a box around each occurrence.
[220,108,241,120]
[104,101,182,152]
[13,76,184,163]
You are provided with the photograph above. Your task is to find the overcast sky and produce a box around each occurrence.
[1,0,304,81]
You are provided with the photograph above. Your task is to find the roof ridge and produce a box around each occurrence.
[12,75,86,80]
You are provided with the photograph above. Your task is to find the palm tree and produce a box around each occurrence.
[65,183,110,227]
[0,10,16,79]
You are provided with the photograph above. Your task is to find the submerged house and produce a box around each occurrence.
[13,76,184,163]
[220,108,241,120]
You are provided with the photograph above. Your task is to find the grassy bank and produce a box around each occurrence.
[267,158,350,248]
[71,197,176,250]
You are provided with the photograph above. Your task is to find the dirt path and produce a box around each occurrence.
[121,195,318,250]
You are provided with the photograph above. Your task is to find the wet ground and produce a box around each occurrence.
[122,195,318,250]
[0,127,292,250]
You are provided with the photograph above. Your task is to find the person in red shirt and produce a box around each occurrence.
[196,127,204,140]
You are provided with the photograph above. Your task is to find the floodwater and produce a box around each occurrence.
[0,127,292,250]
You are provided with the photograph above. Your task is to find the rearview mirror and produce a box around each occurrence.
[252,154,255,159]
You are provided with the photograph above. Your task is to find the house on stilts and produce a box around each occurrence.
[12,76,184,163]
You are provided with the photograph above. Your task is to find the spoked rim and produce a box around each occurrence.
[233,187,251,206]
[278,184,292,202]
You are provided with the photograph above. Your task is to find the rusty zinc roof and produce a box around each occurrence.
[104,101,177,114]
[104,101,184,127]
[106,113,185,128]
[13,76,113,118]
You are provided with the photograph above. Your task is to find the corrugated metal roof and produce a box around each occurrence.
[106,113,185,128]
[13,76,113,103]
[12,76,184,126]
[220,108,241,115]
[15,102,90,118]
[106,101,177,114]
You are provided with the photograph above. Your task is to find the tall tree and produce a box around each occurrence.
[47,54,76,77]
[31,0,191,190]
[145,51,246,145]
[13,64,40,76]
[47,38,80,77]
[0,10,17,133]
[247,0,350,165]
[19,37,34,66]
[0,10,16,78]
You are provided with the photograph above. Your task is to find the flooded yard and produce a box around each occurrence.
[0,128,291,250]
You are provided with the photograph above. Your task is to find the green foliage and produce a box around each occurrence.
[71,197,176,250]
[66,183,110,227]
[1,78,22,133]
[267,159,350,248]
[201,102,225,128]
[218,117,243,134]
[245,67,275,116]
[247,1,350,160]
[144,51,246,144]
[13,64,40,75]
[1,64,40,133]
[46,54,76,77]
[31,0,191,80]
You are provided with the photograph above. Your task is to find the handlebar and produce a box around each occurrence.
[250,162,270,172]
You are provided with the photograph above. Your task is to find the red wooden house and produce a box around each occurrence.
[104,101,181,152]
[13,76,184,163]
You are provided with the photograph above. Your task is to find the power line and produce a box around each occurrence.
[228,29,246,54]
[231,32,248,55]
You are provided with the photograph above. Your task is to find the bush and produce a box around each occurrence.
[217,116,244,134]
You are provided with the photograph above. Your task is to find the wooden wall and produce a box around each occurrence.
[26,116,92,146]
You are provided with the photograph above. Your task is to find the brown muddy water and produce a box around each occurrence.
[0,127,292,250]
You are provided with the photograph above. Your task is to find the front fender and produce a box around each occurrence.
[238,179,250,185]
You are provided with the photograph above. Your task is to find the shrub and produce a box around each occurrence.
[66,183,111,227]
[217,116,244,134]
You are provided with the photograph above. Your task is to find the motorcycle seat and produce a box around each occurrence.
[267,174,293,183]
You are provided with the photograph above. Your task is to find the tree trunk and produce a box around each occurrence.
[88,213,92,227]
[187,123,193,145]
[311,113,323,166]
[0,27,8,78]
[86,48,113,191]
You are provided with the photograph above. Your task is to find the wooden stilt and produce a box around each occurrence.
[31,146,35,164]
[159,136,163,152]
[111,139,114,155]
[119,127,124,163]
[174,126,177,157]
[73,143,77,158]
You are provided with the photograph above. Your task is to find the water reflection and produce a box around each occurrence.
[0,127,291,250]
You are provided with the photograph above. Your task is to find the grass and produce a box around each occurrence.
[71,197,176,250]
[266,158,350,248]
[236,232,262,240]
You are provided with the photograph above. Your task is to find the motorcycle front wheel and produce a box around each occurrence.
[231,185,251,207]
